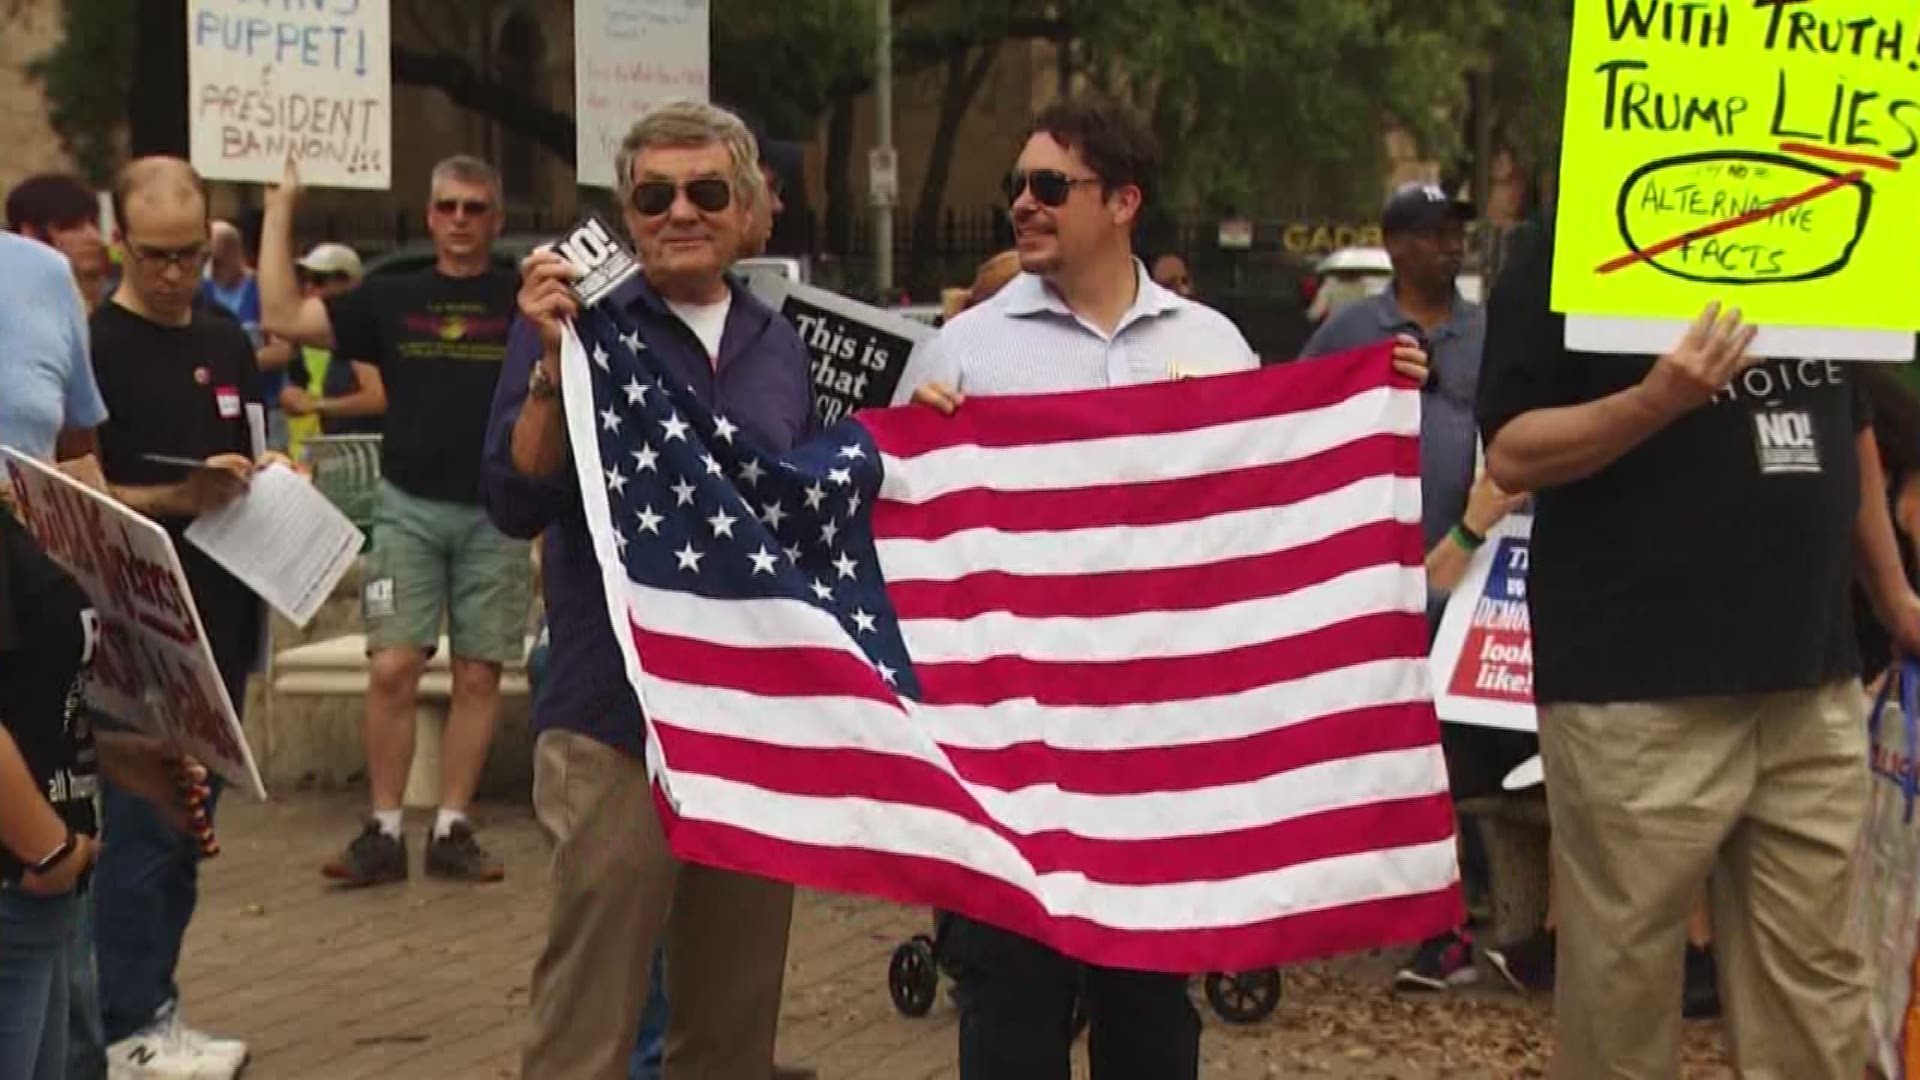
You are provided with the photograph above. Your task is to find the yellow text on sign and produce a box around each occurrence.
[1550,0,1920,332]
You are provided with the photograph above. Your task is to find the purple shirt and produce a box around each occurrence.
[483,274,814,755]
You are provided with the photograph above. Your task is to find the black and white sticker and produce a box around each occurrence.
[1752,408,1821,475]
[549,213,640,308]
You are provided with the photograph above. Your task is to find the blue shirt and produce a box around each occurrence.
[0,233,107,460]
[483,274,814,755]
[1299,286,1486,555]
[203,274,279,401]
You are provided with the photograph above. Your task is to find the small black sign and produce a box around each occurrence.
[548,212,640,307]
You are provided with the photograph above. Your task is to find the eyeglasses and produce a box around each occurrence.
[1004,169,1103,208]
[630,178,733,217]
[126,241,207,271]
[431,198,493,217]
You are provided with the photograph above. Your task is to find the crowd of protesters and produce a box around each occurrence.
[1,85,1916,1080]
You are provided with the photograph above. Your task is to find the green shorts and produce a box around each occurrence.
[362,482,533,664]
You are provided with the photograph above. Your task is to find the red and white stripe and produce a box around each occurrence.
[581,338,1459,974]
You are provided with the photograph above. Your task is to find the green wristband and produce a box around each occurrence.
[1451,522,1486,551]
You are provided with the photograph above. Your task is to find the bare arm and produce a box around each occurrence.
[1486,303,1759,493]
[0,726,68,865]
[256,336,296,374]
[1485,385,1678,493]
[1424,474,1525,594]
[1858,431,1913,613]
[319,361,386,420]
[257,160,336,348]
[53,427,98,462]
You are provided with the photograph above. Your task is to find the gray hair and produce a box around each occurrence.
[614,99,765,214]
[429,155,502,201]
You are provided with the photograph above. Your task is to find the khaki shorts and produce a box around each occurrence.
[362,482,531,664]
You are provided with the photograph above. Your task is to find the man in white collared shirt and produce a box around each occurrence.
[896,95,1429,1080]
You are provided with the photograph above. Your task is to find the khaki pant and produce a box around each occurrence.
[1542,682,1871,1080]
[521,730,795,1080]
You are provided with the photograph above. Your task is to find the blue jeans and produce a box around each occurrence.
[629,945,668,1080]
[93,666,242,1044]
[65,889,104,1080]
[0,887,82,1080]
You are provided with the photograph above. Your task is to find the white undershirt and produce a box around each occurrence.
[666,294,732,366]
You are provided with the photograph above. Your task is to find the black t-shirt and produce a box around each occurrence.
[325,268,518,505]
[1476,223,1867,705]
[91,301,263,680]
[0,510,100,880]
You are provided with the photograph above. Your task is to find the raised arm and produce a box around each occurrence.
[1485,304,1759,493]
[258,160,336,348]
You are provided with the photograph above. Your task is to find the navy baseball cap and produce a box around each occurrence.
[1381,182,1476,235]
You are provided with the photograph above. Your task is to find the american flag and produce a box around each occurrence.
[562,301,1460,974]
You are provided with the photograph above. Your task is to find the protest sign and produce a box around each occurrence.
[575,0,710,189]
[746,277,932,425]
[1552,0,1920,359]
[2,451,265,800]
[1428,514,1537,734]
[187,0,391,189]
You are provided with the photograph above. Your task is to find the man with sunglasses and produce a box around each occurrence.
[895,96,1431,1080]
[260,155,531,888]
[496,99,814,1080]
[1297,182,1533,993]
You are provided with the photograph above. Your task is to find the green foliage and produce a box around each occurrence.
[28,0,136,184]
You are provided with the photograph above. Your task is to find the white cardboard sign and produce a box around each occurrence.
[575,0,710,189]
[2,451,266,799]
[1428,513,1538,734]
[187,0,392,189]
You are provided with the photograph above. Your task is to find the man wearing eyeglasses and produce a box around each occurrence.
[260,155,531,889]
[895,96,1431,1080]
[86,155,273,1080]
[277,243,380,459]
[496,99,814,1080]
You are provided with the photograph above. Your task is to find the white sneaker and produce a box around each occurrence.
[172,1010,248,1073]
[105,1004,246,1080]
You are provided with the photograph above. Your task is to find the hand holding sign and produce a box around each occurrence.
[518,247,582,358]
[265,157,302,219]
[1639,301,1763,418]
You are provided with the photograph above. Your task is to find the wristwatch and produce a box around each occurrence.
[527,361,560,402]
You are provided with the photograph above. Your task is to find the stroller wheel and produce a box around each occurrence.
[889,938,940,1017]
[1203,969,1282,1024]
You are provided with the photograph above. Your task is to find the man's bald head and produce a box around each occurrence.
[112,157,212,324]
[113,156,208,237]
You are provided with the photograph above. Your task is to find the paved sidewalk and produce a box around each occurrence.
[177,792,1733,1079]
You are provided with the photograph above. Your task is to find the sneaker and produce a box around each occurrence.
[1394,929,1480,991]
[321,820,408,886]
[107,1005,245,1080]
[1486,929,1557,993]
[424,820,505,882]
[1682,944,1721,1019]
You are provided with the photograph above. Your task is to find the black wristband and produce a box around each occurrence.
[28,829,76,876]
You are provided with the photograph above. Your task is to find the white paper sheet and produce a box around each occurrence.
[186,464,364,628]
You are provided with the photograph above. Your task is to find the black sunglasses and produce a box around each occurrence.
[1004,168,1102,208]
[432,198,492,217]
[631,178,733,217]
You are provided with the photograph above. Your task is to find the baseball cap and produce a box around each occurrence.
[1381,182,1476,235]
[296,242,362,278]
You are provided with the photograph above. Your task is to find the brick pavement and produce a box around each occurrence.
[177,791,1731,1079]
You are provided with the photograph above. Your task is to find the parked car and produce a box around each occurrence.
[359,235,550,279]
[1307,246,1485,323]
